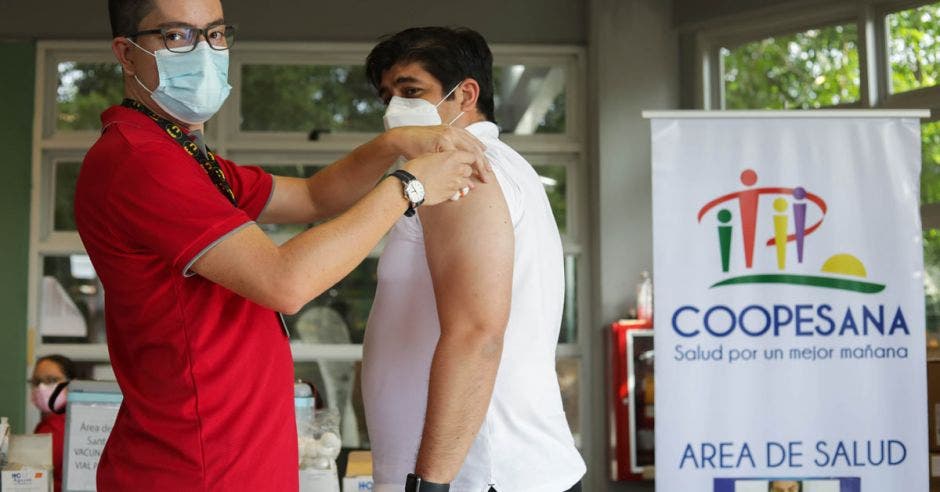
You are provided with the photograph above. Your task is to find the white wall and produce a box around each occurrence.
[587,0,679,490]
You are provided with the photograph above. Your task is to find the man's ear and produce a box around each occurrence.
[112,37,137,77]
[458,78,480,113]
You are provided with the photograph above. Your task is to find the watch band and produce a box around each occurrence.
[389,169,420,217]
[405,473,450,492]
[393,169,418,182]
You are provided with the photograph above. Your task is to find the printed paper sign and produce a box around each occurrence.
[650,114,928,491]
[64,403,119,491]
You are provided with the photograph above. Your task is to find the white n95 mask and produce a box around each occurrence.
[382,83,465,130]
[129,40,232,125]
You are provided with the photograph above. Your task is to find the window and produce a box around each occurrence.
[921,120,940,204]
[39,254,106,344]
[52,161,81,231]
[696,0,940,352]
[720,23,860,109]
[56,62,123,132]
[535,164,568,233]
[921,120,940,338]
[887,1,940,95]
[493,64,567,135]
[925,229,940,335]
[240,64,385,133]
[29,41,588,446]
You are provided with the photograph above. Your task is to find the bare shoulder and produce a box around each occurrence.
[418,175,511,236]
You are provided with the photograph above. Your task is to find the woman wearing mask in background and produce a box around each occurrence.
[30,354,74,492]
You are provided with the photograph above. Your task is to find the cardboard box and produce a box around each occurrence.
[2,433,53,491]
[342,476,374,492]
[343,451,373,492]
[1,463,52,492]
[7,435,52,471]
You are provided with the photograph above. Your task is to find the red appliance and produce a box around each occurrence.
[610,319,654,481]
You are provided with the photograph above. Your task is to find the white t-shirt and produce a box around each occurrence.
[362,121,586,492]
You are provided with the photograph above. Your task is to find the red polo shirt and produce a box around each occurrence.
[75,105,297,491]
[34,413,65,492]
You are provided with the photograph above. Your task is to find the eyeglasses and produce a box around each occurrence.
[128,24,236,53]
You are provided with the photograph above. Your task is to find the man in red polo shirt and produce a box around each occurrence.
[75,1,489,490]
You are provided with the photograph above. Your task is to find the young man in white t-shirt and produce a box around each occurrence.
[361,27,586,492]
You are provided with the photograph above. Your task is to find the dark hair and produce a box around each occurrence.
[37,355,77,381]
[366,26,496,123]
[108,0,156,38]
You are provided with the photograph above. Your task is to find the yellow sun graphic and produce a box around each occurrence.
[820,253,868,278]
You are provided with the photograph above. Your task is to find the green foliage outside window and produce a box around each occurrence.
[54,162,81,231]
[535,165,567,235]
[888,2,940,93]
[921,121,940,204]
[722,23,860,110]
[240,64,386,133]
[57,62,124,131]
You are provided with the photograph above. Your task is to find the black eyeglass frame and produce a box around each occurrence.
[127,24,237,53]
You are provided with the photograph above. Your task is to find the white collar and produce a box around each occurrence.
[464,121,500,140]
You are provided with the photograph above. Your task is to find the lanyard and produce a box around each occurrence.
[121,99,238,207]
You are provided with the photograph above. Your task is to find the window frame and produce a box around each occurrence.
[689,1,861,110]
[219,43,586,150]
[28,40,590,444]
[689,0,940,225]
[715,20,866,111]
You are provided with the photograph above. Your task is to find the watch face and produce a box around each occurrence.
[406,180,425,203]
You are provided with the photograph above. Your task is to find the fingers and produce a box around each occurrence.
[457,136,487,183]
[466,133,486,154]
[433,126,482,151]
[457,132,489,183]
[443,154,474,203]
[449,187,471,202]
[441,127,489,183]
[470,157,490,183]
[402,150,477,206]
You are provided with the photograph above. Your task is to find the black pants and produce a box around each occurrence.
[488,481,581,492]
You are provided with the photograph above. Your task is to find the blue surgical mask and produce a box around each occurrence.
[383,83,465,130]
[129,40,231,124]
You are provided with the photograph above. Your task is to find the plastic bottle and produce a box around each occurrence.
[636,271,653,322]
[296,382,342,492]
[295,382,316,469]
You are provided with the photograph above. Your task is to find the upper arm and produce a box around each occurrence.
[190,222,300,313]
[419,176,515,335]
[258,175,324,225]
[258,140,396,225]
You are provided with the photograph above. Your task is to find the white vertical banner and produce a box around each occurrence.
[648,112,928,492]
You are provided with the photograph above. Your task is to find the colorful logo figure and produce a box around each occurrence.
[697,169,884,294]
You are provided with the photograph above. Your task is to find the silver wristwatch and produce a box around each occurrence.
[390,169,425,217]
